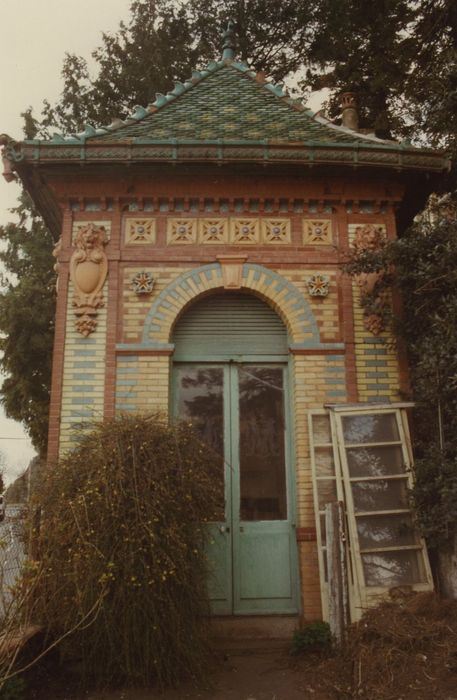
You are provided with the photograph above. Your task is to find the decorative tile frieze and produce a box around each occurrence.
[198,218,229,244]
[261,218,291,244]
[130,271,155,295]
[167,218,198,245]
[303,219,332,245]
[125,218,156,245]
[230,218,260,244]
[307,274,330,297]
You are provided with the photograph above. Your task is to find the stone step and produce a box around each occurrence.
[210,615,298,647]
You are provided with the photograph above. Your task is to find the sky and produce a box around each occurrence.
[0,0,131,483]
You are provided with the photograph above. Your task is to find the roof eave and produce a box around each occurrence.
[8,140,450,174]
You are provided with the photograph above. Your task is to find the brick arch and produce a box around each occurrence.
[142,262,321,347]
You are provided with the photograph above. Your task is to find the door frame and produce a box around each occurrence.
[172,358,300,615]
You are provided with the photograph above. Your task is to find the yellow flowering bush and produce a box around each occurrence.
[25,413,223,688]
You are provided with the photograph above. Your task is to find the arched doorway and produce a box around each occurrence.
[172,292,299,615]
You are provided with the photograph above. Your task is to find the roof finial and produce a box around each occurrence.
[222,20,236,61]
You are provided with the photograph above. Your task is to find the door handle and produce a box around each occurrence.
[219,525,230,534]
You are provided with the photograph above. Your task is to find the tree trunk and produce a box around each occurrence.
[436,531,457,599]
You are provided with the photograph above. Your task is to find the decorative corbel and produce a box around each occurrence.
[352,224,388,336]
[70,223,108,336]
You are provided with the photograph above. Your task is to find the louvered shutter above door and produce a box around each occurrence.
[172,292,288,360]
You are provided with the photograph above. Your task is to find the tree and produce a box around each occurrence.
[306,0,414,138]
[0,192,56,457]
[307,0,457,177]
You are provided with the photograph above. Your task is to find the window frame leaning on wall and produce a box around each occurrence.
[309,403,433,622]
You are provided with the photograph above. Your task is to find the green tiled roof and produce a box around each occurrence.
[2,58,449,176]
[90,61,371,146]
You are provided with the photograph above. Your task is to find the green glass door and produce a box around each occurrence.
[174,363,299,615]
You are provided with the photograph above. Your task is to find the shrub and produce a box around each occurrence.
[291,622,332,656]
[22,414,222,688]
[0,677,27,700]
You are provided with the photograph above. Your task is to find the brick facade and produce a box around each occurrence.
[47,168,406,621]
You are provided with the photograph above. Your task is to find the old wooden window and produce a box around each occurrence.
[309,404,433,621]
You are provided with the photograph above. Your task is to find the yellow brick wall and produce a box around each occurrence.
[348,223,401,401]
[282,270,340,342]
[59,281,107,455]
[115,355,170,414]
[352,286,401,401]
[123,267,184,343]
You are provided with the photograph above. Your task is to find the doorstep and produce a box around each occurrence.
[210,614,298,649]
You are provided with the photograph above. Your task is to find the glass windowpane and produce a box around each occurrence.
[317,479,337,510]
[239,366,287,521]
[315,447,335,477]
[312,415,331,444]
[351,478,409,512]
[356,514,419,549]
[342,413,399,444]
[346,446,405,477]
[362,550,426,587]
[320,513,327,546]
[176,367,224,519]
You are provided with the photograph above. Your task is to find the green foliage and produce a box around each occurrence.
[25,414,222,688]
[0,193,56,457]
[307,0,414,138]
[345,196,457,545]
[306,0,457,169]
[413,448,457,547]
[291,621,332,655]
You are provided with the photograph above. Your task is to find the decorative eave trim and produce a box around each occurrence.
[13,140,450,173]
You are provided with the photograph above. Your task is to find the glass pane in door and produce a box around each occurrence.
[175,366,225,518]
[238,366,287,520]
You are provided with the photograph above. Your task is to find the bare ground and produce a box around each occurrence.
[30,593,457,700]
